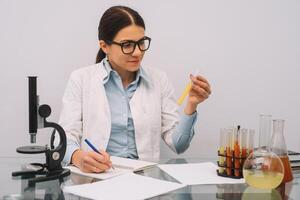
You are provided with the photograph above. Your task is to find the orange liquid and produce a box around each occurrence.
[241,148,247,166]
[241,148,247,158]
[234,142,240,177]
[280,156,293,183]
[226,147,232,176]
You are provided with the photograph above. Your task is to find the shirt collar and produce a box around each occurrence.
[102,57,150,85]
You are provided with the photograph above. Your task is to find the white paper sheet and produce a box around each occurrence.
[158,162,245,185]
[63,173,186,200]
[110,156,157,171]
[65,165,130,180]
[65,156,157,180]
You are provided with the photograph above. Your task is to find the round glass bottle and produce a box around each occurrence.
[243,115,284,189]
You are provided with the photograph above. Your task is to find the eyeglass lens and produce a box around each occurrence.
[122,38,150,54]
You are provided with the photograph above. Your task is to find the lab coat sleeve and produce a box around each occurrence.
[59,71,83,165]
[159,71,180,153]
[159,71,198,154]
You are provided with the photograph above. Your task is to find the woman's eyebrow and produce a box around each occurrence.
[119,36,145,43]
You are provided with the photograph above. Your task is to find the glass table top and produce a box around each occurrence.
[1,156,299,200]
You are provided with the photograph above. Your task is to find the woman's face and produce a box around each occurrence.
[101,25,146,73]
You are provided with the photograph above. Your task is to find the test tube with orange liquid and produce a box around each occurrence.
[234,126,241,177]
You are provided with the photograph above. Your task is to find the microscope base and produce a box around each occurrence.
[12,164,70,186]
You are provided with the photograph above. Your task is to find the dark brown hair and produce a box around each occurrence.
[96,6,145,63]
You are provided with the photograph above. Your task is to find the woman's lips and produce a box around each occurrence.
[128,60,139,63]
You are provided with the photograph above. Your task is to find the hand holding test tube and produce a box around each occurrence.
[177,69,211,106]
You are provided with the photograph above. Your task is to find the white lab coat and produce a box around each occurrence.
[59,60,179,161]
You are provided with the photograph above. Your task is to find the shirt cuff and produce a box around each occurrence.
[63,139,80,166]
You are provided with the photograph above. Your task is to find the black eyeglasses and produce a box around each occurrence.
[106,36,151,54]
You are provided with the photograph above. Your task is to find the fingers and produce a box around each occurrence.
[190,84,209,99]
[99,150,111,162]
[190,74,211,95]
[89,151,112,168]
[82,152,111,173]
[191,74,210,85]
[99,150,112,167]
[77,150,113,173]
[89,151,107,163]
[81,162,104,173]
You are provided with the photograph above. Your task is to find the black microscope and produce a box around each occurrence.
[12,77,70,186]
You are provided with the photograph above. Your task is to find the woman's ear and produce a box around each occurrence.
[99,40,108,54]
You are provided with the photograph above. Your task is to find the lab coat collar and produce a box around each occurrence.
[99,58,152,87]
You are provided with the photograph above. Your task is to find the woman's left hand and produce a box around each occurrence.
[185,74,211,114]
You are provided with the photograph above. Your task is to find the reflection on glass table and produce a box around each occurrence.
[1,157,299,200]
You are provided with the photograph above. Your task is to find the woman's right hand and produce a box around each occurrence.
[71,149,112,173]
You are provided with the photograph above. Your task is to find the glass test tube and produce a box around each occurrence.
[247,129,255,155]
[226,128,234,176]
[177,70,200,105]
[177,82,192,105]
[240,129,248,168]
[219,128,226,174]
[234,127,241,177]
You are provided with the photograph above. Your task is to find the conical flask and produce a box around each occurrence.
[243,115,284,189]
[270,119,293,183]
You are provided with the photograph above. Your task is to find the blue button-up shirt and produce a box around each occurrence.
[103,61,142,159]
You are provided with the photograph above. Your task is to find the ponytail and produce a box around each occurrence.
[96,48,106,63]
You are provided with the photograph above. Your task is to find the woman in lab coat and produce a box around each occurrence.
[59,6,211,173]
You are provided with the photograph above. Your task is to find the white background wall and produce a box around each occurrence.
[0,0,299,158]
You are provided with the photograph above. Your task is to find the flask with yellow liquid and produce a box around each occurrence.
[243,115,284,189]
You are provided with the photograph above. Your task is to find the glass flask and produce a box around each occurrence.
[243,115,284,189]
[270,119,293,183]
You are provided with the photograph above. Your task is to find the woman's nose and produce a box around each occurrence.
[132,46,142,56]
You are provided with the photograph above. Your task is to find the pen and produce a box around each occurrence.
[84,139,114,170]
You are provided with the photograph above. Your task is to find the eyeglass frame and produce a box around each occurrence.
[105,36,151,55]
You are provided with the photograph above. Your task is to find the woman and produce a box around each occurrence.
[59,6,211,173]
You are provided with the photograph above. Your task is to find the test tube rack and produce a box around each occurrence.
[216,150,247,179]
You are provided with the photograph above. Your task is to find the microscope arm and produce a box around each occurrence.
[38,104,66,171]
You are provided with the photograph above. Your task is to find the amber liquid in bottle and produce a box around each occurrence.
[280,155,293,183]
[270,119,294,183]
